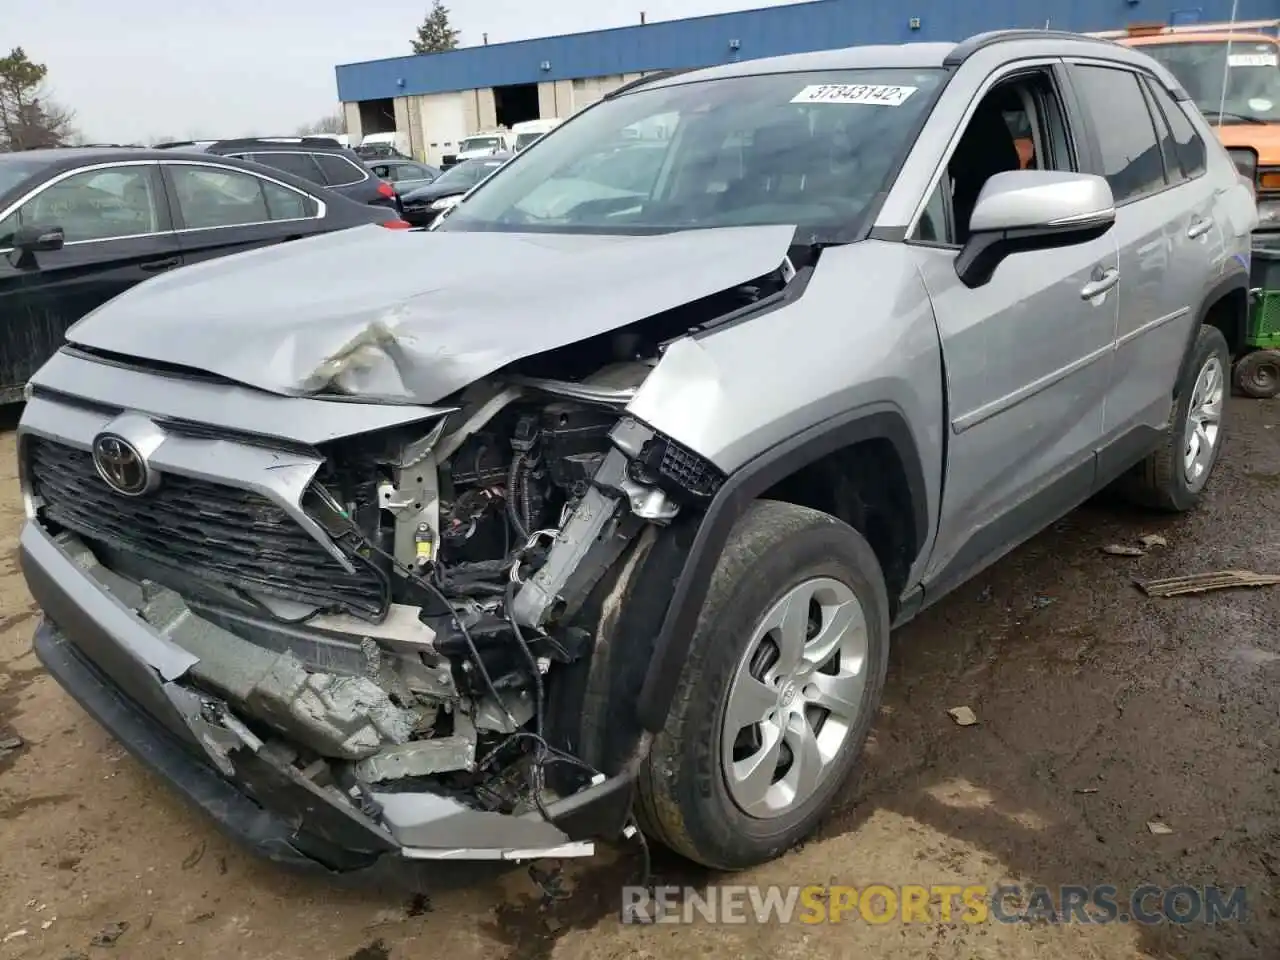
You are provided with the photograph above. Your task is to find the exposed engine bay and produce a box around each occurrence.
[25,352,729,849]
[21,247,803,858]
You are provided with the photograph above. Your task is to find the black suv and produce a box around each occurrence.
[156,137,398,210]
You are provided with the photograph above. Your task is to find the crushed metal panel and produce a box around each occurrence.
[61,224,798,403]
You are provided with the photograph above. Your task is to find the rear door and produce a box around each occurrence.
[162,160,328,265]
[1065,62,1208,455]
[0,161,178,395]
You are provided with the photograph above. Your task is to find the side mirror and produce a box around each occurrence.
[955,171,1115,289]
[13,224,65,254]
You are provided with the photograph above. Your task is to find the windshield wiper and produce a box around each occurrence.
[1202,109,1268,125]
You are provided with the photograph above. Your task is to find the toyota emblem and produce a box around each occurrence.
[91,433,155,497]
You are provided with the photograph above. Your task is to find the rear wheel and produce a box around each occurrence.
[1120,325,1229,512]
[1234,349,1280,400]
[635,500,889,870]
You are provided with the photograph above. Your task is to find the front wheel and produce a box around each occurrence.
[635,500,890,870]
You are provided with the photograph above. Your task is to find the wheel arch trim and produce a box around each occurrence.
[1176,271,1249,392]
[634,402,928,732]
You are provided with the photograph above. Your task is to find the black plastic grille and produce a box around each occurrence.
[26,438,386,618]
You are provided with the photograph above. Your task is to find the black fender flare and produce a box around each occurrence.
[1174,271,1249,392]
[634,402,930,732]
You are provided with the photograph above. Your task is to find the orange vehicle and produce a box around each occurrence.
[1098,20,1280,216]
[1097,20,1280,396]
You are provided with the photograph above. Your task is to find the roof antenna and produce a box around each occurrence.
[1215,0,1240,129]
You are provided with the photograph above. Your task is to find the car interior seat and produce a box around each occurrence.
[948,89,1023,244]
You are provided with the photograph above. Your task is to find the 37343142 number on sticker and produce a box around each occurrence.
[790,84,918,106]
[1228,52,1279,68]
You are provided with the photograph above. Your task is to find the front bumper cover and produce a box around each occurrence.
[21,521,633,876]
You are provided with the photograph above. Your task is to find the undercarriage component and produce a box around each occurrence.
[354,712,477,782]
[137,584,425,760]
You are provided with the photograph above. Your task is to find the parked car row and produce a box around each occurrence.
[399,153,511,226]
[0,147,407,402]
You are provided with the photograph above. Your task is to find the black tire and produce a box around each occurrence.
[1120,324,1230,512]
[1234,349,1280,400]
[634,499,890,870]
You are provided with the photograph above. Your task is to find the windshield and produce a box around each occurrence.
[1141,39,1280,122]
[438,68,945,237]
[436,159,505,188]
[515,132,543,150]
[0,158,52,198]
[460,136,504,152]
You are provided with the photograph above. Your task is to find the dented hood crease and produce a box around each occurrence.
[65,224,797,404]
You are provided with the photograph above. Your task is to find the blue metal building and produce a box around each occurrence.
[336,0,1280,161]
[338,0,1277,101]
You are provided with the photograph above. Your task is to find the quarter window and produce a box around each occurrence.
[1070,65,1168,204]
[2,166,160,245]
[244,152,325,183]
[169,166,317,228]
[1144,78,1208,179]
[313,153,365,186]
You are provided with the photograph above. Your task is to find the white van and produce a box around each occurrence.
[357,131,411,159]
[511,118,563,151]
[451,129,515,165]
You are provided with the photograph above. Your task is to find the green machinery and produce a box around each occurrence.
[1241,248,1280,399]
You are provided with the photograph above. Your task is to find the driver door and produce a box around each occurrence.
[910,67,1119,598]
[0,162,179,394]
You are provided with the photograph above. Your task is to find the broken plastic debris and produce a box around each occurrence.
[0,735,23,751]
[947,706,979,726]
[1136,570,1280,597]
[2,930,27,943]
[1075,787,1099,795]
[1102,544,1145,557]
[90,921,129,947]
[1138,534,1168,549]
[1147,821,1174,835]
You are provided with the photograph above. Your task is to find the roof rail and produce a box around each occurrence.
[605,69,691,99]
[157,136,346,150]
[943,28,1103,66]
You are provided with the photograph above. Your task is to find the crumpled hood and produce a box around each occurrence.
[66,223,796,404]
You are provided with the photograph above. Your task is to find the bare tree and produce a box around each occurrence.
[296,111,347,137]
[0,47,75,151]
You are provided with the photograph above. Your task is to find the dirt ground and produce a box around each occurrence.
[0,399,1277,960]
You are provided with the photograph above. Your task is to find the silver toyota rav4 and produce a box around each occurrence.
[18,30,1256,876]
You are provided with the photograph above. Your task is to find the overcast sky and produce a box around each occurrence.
[11,0,811,143]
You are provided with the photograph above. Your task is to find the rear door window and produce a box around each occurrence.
[1070,65,1169,204]
[168,165,320,228]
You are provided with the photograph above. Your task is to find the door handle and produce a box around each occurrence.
[1187,217,1214,239]
[1080,267,1120,300]
[140,256,180,272]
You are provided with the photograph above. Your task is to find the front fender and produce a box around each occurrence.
[633,404,928,732]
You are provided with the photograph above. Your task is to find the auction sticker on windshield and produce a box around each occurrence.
[1228,52,1279,67]
[791,84,917,106]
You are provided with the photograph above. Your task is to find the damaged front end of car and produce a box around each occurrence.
[18,237,804,875]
